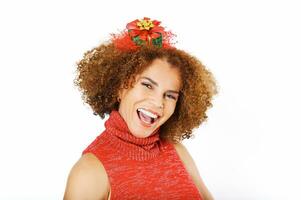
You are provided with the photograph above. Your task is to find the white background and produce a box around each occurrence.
[0,0,300,199]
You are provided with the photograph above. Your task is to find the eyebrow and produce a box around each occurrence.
[140,76,180,94]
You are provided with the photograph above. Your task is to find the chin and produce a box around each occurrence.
[131,127,157,138]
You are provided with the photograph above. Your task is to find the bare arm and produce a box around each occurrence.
[173,142,214,200]
[63,153,110,200]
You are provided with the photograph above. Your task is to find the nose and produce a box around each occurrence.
[150,93,164,109]
[158,104,164,109]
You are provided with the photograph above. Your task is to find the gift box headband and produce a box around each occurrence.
[110,17,177,52]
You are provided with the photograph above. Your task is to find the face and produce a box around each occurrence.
[118,58,182,138]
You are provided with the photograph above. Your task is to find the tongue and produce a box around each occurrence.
[139,111,153,123]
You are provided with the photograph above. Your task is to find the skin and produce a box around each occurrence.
[173,143,215,200]
[63,58,214,200]
[117,58,181,138]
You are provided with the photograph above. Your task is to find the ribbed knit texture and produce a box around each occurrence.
[82,110,203,200]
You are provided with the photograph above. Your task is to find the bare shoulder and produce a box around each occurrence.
[172,142,214,200]
[63,153,110,200]
[172,142,197,175]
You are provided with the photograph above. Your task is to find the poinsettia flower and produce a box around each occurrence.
[126,17,165,41]
[111,17,176,51]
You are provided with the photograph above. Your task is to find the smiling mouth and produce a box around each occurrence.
[136,109,159,126]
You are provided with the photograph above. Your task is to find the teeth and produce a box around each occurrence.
[137,108,159,119]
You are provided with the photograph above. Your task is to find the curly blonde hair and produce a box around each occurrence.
[74,42,218,143]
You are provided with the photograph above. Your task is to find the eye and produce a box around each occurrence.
[141,82,152,89]
[166,94,177,100]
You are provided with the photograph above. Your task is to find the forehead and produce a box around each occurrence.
[137,59,182,89]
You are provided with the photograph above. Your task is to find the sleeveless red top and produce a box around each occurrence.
[82,110,203,200]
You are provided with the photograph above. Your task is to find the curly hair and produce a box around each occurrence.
[74,42,219,143]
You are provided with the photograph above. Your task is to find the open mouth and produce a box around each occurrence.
[136,109,159,126]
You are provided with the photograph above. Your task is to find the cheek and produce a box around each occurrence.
[164,102,177,115]
[124,88,146,102]
[133,86,151,100]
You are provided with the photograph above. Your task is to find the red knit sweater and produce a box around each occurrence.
[82,110,203,200]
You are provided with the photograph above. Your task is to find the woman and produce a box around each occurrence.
[64,17,218,200]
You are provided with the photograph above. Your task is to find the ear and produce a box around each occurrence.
[118,79,131,100]
[118,76,137,101]
[117,86,126,101]
[116,89,121,102]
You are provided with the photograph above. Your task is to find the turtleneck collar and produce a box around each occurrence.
[103,110,162,161]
